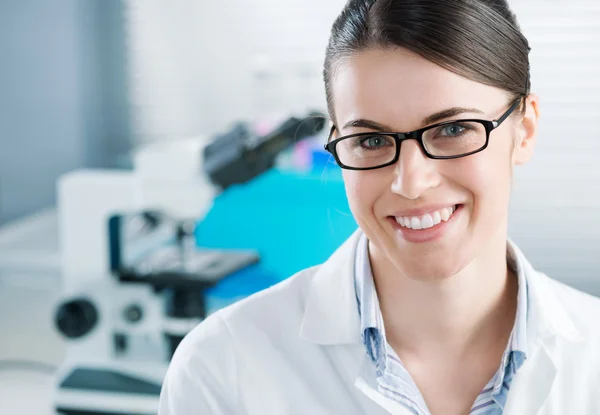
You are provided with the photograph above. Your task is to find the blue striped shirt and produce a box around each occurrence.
[354,233,529,414]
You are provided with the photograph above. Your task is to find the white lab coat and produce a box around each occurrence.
[159,230,600,414]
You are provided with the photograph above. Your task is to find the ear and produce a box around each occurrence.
[513,93,540,165]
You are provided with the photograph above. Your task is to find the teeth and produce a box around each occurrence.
[411,217,423,230]
[440,208,450,221]
[395,205,457,230]
[421,214,434,229]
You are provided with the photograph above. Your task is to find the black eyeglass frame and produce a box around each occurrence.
[323,95,526,171]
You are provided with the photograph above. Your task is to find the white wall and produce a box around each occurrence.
[124,0,346,142]
[0,0,132,224]
[124,0,600,291]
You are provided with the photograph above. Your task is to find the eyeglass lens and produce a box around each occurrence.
[334,121,487,168]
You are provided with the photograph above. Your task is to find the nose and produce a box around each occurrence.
[390,139,440,200]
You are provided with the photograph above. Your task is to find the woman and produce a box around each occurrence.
[159,1,600,414]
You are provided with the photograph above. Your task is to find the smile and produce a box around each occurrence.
[395,205,458,230]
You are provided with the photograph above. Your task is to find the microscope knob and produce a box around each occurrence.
[123,304,144,323]
[55,298,99,339]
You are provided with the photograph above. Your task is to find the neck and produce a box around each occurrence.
[371,235,518,358]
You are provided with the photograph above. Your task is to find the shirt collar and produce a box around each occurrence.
[354,233,382,338]
[354,233,388,367]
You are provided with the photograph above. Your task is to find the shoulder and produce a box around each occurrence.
[174,229,363,362]
[546,274,600,315]
[176,264,321,355]
[219,264,321,329]
[162,265,322,410]
[543,273,600,337]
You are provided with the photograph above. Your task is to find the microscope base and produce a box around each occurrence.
[55,366,163,415]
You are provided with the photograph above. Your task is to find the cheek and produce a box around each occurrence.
[450,135,514,214]
[479,131,515,192]
[342,170,386,218]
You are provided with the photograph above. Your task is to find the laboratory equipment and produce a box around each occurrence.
[52,113,327,415]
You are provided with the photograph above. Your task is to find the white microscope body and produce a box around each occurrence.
[52,114,326,415]
[54,138,220,415]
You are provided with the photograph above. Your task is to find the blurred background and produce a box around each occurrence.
[0,1,599,414]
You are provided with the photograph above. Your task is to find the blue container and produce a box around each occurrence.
[198,166,358,310]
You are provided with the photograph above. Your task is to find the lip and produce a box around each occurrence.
[390,204,460,218]
[387,204,463,244]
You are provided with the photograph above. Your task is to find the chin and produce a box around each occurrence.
[390,247,470,282]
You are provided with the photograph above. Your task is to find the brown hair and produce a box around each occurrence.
[323,0,531,123]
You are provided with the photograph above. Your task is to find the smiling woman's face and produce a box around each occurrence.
[331,48,537,280]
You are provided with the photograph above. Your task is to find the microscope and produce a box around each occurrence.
[52,114,326,415]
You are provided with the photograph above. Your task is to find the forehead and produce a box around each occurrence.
[331,48,507,130]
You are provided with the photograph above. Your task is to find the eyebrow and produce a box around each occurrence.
[341,107,486,132]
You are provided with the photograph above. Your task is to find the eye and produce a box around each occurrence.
[438,124,467,137]
[360,135,391,148]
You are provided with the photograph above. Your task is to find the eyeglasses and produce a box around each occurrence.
[324,96,525,171]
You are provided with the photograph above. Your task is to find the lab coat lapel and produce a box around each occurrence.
[299,229,407,413]
[503,344,556,415]
[503,242,584,415]
[299,228,363,345]
[509,240,582,343]
[300,235,585,413]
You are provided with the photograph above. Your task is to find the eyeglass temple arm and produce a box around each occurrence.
[324,125,336,150]
[493,95,526,128]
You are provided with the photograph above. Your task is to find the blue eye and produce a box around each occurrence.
[439,124,467,137]
[360,136,390,148]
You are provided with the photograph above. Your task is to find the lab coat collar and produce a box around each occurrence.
[508,240,583,344]
[300,230,584,413]
[299,230,583,348]
[501,242,584,414]
[299,229,363,345]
